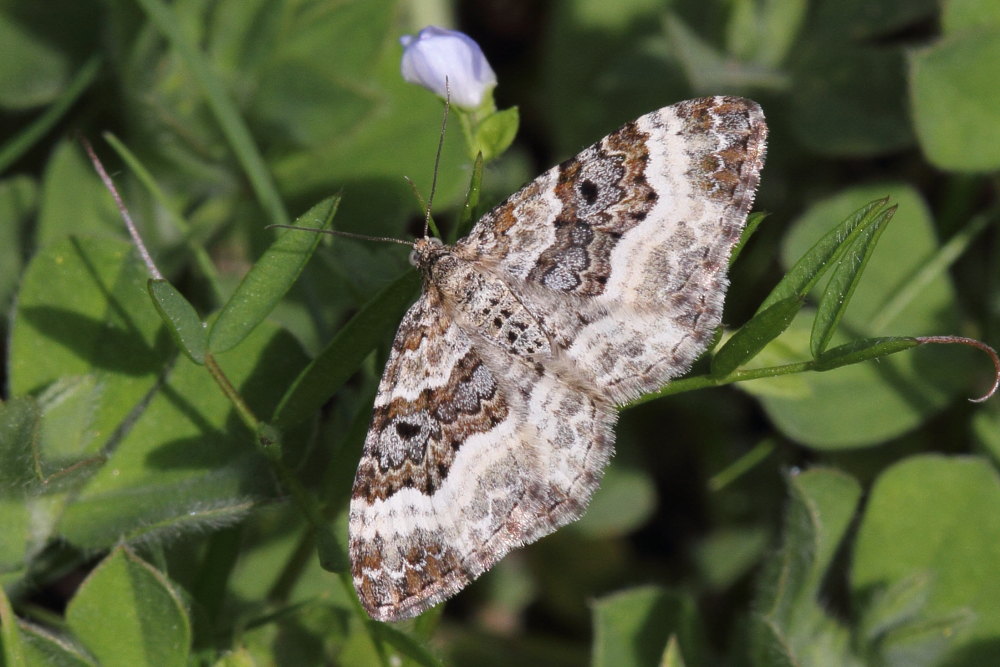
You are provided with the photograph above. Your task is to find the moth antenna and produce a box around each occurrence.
[266,225,415,248]
[423,78,451,238]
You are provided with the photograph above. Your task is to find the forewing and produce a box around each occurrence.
[349,293,616,621]
[459,96,767,403]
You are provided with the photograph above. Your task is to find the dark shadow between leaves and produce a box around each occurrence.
[144,330,312,475]
[942,638,1000,667]
[143,432,252,472]
[18,305,168,376]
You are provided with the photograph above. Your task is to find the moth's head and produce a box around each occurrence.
[409,236,445,269]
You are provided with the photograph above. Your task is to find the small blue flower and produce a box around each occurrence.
[400,26,497,109]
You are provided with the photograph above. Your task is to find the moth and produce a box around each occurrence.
[349,96,767,621]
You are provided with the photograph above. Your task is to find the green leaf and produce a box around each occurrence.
[473,106,520,162]
[368,622,443,667]
[856,571,975,666]
[860,573,934,645]
[665,14,787,92]
[730,211,768,268]
[0,398,40,495]
[592,587,704,667]
[757,197,888,314]
[751,468,862,665]
[756,469,862,617]
[853,456,1000,664]
[872,610,975,667]
[0,500,31,581]
[208,196,338,354]
[0,399,43,580]
[813,337,918,372]
[0,176,36,314]
[0,56,100,173]
[9,237,167,460]
[148,280,207,363]
[17,622,95,667]
[262,0,469,226]
[660,635,687,667]
[132,0,290,228]
[909,31,1000,171]
[66,547,190,666]
[272,269,420,428]
[102,132,225,304]
[57,319,309,550]
[743,185,966,448]
[973,408,1000,465]
[0,584,29,667]
[35,142,123,248]
[0,2,97,110]
[693,526,770,590]
[573,463,656,538]
[941,0,1000,32]
[726,0,807,68]
[810,204,895,356]
[712,295,803,377]
[212,647,256,667]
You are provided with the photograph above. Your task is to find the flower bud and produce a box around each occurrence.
[400,26,497,109]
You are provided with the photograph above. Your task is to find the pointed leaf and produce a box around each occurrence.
[876,609,975,667]
[660,635,687,667]
[744,185,965,449]
[0,585,29,667]
[751,620,797,667]
[0,176,35,314]
[66,547,190,666]
[859,573,934,644]
[368,622,443,667]
[811,205,895,356]
[712,296,803,377]
[758,197,889,313]
[148,279,207,363]
[17,622,95,667]
[208,196,339,354]
[813,337,918,371]
[730,211,768,267]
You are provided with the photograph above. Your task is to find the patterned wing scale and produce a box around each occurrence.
[350,96,766,621]
[350,292,616,621]
[458,96,767,403]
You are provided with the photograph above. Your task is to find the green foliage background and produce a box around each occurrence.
[1,0,999,665]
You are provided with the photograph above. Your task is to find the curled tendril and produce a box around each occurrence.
[915,336,1000,403]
